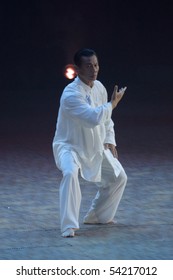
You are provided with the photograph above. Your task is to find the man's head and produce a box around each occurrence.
[74,48,99,87]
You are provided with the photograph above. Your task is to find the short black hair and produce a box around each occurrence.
[74,48,98,67]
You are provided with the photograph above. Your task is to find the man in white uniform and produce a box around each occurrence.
[53,48,127,237]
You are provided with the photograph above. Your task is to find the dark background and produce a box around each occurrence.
[1,0,173,155]
[0,1,173,261]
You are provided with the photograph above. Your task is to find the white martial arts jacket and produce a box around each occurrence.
[53,77,120,182]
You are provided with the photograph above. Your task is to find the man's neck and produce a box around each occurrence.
[78,76,94,88]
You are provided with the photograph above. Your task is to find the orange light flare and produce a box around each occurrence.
[64,64,76,80]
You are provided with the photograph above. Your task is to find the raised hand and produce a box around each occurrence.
[111,85,127,109]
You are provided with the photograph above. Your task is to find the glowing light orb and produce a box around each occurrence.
[64,64,76,79]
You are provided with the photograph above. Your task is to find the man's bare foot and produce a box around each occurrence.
[84,219,117,225]
[107,219,117,224]
[61,228,75,238]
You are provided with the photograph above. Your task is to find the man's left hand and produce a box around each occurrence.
[104,143,118,158]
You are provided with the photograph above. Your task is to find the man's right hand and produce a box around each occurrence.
[111,85,127,109]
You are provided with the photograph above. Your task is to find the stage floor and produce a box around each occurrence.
[0,99,173,260]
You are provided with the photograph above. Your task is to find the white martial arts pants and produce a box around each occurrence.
[58,150,127,233]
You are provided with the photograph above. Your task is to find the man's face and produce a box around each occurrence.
[76,55,99,86]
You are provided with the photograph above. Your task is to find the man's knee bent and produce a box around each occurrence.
[62,165,79,179]
[118,169,128,186]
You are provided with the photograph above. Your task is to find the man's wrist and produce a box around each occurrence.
[111,101,117,109]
